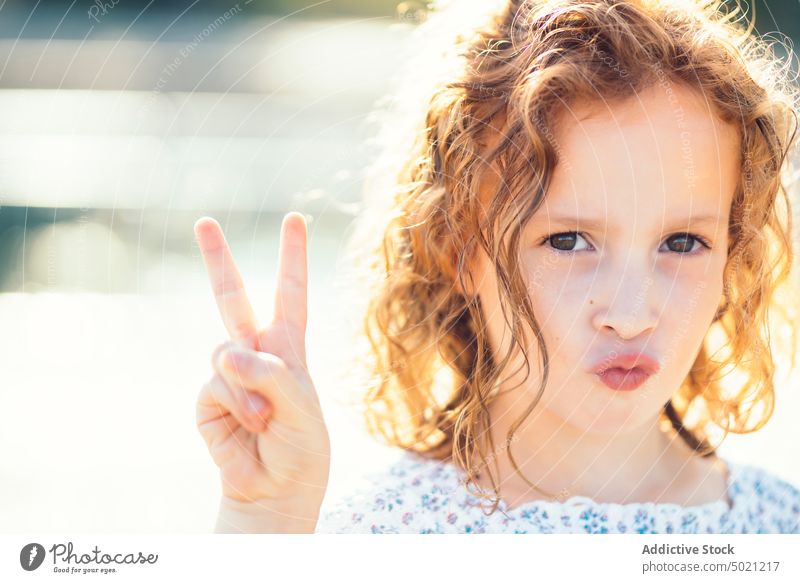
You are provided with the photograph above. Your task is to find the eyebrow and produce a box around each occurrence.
[531,213,725,230]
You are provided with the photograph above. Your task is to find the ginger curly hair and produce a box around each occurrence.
[339,0,800,513]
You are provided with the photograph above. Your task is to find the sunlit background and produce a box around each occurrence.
[1,0,799,533]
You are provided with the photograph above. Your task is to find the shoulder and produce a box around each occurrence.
[728,460,800,533]
[314,450,465,534]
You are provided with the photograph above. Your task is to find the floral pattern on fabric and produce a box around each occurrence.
[314,450,800,534]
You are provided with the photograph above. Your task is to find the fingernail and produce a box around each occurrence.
[216,347,233,369]
[221,348,244,370]
[245,392,269,415]
[226,351,240,369]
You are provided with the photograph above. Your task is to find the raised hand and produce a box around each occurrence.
[193,213,330,533]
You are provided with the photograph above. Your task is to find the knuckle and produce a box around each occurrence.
[197,374,230,412]
[196,374,216,405]
[196,379,219,428]
[212,276,239,298]
[232,321,257,344]
[210,340,237,369]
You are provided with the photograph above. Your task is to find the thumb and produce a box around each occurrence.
[213,342,315,425]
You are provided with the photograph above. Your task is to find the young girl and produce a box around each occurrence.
[193,0,800,534]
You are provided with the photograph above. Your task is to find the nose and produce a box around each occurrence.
[590,258,660,340]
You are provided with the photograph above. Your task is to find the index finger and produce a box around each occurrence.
[194,217,260,349]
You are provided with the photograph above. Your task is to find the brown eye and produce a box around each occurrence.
[664,233,706,254]
[545,231,590,252]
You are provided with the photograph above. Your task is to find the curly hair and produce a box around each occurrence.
[339,0,800,514]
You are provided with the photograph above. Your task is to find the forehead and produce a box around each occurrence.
[478,83,741,222]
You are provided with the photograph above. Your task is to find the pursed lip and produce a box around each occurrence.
[589,352,661,376]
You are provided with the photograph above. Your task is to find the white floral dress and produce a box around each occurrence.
[314,450,800,534]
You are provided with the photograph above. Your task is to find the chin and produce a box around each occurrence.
[553,400,661,436]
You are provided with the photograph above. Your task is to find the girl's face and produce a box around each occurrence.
[468,82,740,434]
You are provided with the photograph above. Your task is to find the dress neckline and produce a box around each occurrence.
[407,451,740,516]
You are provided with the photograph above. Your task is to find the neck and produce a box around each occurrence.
[471,392,700,509]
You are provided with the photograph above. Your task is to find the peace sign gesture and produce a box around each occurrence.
[193,213,330,533]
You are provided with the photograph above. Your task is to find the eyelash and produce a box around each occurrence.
[538,231,712,255]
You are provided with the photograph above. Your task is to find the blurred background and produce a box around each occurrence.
[0,0,799,533]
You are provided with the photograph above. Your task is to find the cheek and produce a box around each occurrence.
[660,257,726,333]
[658,263,725,373]
[522,254,594,341]
[477,254,575,371]
[523,250,577,304]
